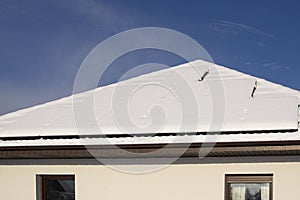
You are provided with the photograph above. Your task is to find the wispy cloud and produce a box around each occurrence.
[0,0,142,115]
[0,0,137,31]
[257,42,267,47]
[245,61,290,70]
[210,20,274,38]
[262,62,289,70]
[56,0,137,31]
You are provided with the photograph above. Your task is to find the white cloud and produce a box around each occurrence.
[245,61,290,70]
[210,20,274,38]
[262,62,289,70]
[55,0,136,31]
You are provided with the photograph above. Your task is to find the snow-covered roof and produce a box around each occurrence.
[0,60,299,147]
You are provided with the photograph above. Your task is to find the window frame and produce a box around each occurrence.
[38,175,75,200]
[225,174,273,200]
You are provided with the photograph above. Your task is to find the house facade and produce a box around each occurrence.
[1,60,300,200]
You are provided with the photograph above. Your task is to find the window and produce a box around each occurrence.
[38,175,75,200]
[225,174,273,200]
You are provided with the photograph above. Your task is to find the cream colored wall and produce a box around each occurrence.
[0,162,300,200]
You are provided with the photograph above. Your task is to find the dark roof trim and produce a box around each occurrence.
[1,140,300,159]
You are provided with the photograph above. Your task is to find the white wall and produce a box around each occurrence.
[0,162,300,200]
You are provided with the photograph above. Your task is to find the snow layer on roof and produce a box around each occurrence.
[1,131,300,147]
[0,60,299,138]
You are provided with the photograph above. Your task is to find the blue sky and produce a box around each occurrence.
[0,0,299,115]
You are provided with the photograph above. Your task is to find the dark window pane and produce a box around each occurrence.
[230,183,270,200]
[41,176,75,200]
